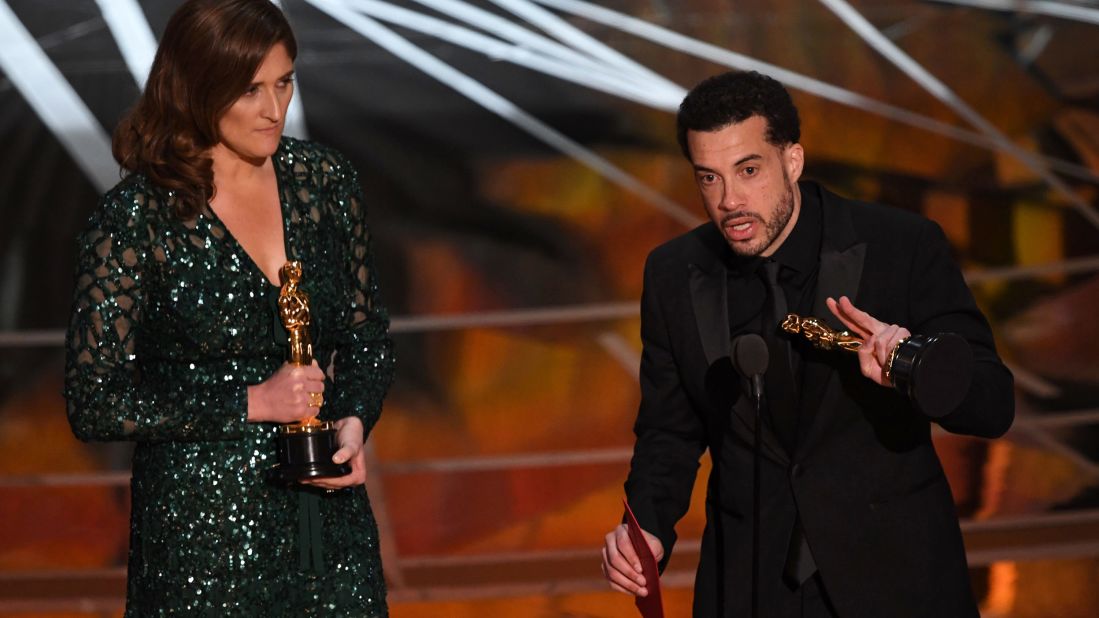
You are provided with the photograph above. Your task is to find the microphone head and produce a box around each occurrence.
[732,334,769,377]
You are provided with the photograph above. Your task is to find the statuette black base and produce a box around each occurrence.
[890,333,973,418]
[267,422,350,483]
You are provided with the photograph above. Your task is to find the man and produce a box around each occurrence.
[601,71,1014,617]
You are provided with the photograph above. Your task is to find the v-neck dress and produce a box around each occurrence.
[64,137,394,616]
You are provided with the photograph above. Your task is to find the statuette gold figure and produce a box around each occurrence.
[781,313,862,352]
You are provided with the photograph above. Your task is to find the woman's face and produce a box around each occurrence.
[216,43,294,164]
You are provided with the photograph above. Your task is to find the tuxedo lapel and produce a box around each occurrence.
[811,245,866,330]
[689,261,730,369]
[798,186,866,455]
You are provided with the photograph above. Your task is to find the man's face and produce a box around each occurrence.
[687,115,804,257]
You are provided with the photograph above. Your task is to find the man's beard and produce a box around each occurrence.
[728,179,795,257]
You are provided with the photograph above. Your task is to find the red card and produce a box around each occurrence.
[623,498,664,618]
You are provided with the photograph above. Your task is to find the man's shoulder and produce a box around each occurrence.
[647,223,724,269]
[815,183,939,242]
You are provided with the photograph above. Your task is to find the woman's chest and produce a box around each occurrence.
[138,205,347,358]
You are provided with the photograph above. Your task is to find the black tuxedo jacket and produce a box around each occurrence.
[625,182,1014,617]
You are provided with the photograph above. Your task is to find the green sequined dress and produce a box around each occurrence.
[64,137,394,616]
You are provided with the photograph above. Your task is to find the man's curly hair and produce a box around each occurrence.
[675,71,800,160]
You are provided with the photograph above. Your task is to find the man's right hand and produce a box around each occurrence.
[602,523,664,597]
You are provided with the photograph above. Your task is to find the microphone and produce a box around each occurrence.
[732,334,769,402]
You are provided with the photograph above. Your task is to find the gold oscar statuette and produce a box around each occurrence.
[780,314,863,353]
[780,312,973,418]
[267,261,351,483]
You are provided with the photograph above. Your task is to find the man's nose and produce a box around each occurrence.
[720,184,745,211]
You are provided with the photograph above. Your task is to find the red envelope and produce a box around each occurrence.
[623,498,664,618]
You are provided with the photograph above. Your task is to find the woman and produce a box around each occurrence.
[63,1,394,614]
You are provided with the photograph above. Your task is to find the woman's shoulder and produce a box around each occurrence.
[88,173,173,234]
[275,136,357,183]
[96,174,149,220]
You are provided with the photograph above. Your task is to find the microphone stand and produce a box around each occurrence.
[733,334,768,618]
[751,372,763,618]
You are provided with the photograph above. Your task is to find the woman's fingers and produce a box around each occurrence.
[258,362,328,423]
[300,445,366,489]
[300,417,366,490]
[330,421,362,465]
[303,360,326,391]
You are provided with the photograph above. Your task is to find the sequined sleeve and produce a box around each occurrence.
[323,153,395,433]
[63,188,248,442]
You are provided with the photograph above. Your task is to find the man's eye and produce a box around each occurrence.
[743,167,757,176]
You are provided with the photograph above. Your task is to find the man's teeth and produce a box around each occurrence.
[733,222,751,231]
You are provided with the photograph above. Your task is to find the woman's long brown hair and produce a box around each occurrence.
[112,0,297,219]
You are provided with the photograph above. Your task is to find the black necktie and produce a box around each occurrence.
[761,260,818,587]
[760,260,797,449]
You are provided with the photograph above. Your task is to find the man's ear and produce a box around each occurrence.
[785,143,804,183]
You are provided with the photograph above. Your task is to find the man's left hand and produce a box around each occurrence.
[826,295,910,387]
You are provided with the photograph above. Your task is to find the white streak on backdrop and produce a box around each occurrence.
[304,0,701,226]
[529,0,1099,186]
[1019,23,1054,64]
[818,0,1099,230]
[932,0,1099,26]
[345,0,682,109]
[409,0,681,101]
[0,1,115,192]
[597,331,641,382]
[93,0,156,89]
[485,0,679,93]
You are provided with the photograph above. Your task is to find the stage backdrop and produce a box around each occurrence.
[1,1,1098,616]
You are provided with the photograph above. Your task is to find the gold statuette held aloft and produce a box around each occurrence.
[781,313,863,352]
